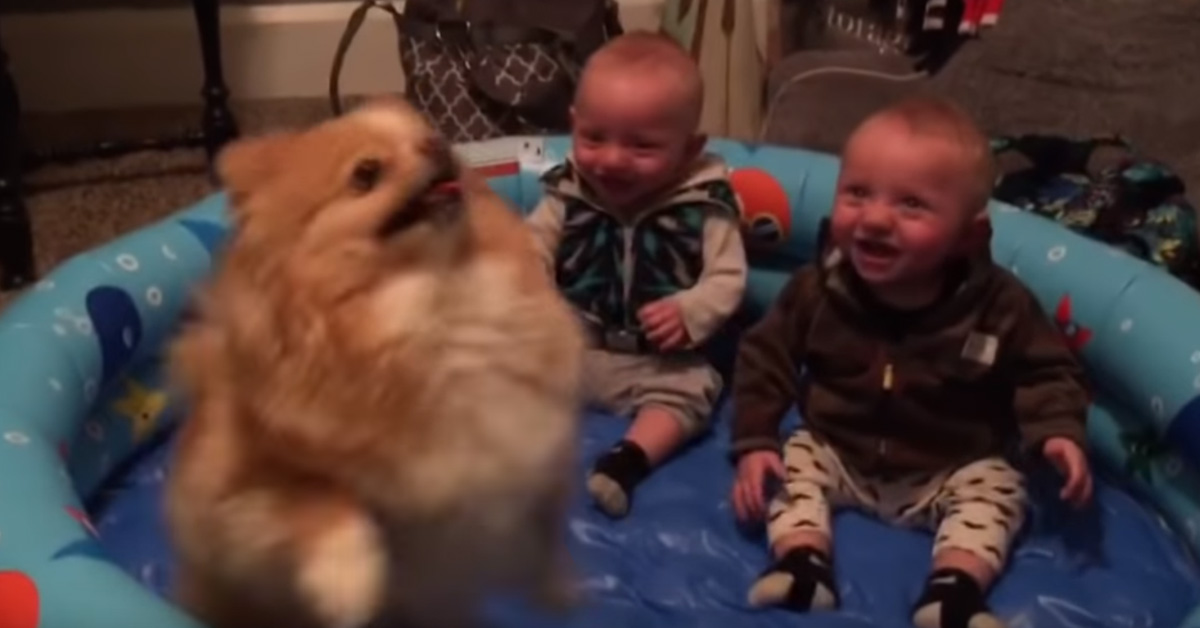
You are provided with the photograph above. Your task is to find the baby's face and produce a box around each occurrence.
[829,119,980,289]
[570,70,700,211]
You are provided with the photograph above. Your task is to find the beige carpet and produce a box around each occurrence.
[0,97,339,312]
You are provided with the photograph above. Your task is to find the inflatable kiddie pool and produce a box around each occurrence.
[3,136,1200,628]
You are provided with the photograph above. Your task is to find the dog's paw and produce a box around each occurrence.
[297,514,387,628]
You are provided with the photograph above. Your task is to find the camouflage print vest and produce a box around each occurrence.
[542,158,741,332]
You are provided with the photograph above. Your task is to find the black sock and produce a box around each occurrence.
[911,568,998,628]
[747,547,839,612]
[587,440,651,517]
[593,440,651,490]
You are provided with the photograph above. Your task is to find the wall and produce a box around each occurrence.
[1,0,317,14]
[2,0,769,113]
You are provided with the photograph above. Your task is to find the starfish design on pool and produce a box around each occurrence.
[110,378,168,444]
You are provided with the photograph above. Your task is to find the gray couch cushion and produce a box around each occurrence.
[763,0,1200,200]
[762,49,927,152]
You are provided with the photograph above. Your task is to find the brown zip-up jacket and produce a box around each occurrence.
[731,246,1091,474]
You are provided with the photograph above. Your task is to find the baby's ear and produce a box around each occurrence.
[216,132,295,204]
[686,132,708,160]
[959,210,994,256]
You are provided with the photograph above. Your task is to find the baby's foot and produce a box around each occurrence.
[586,440,650,519]
[911,568,1007,628]
[747,547,839,612]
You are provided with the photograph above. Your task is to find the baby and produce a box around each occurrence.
[730,96,1093,628]
[526,31,748,519]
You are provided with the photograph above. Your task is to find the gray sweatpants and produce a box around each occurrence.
[583,349,721,438]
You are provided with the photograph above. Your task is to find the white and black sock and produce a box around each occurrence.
[747,547,839,612]
[912,568,1006,628]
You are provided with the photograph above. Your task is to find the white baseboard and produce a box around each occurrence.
[2,0,678,113]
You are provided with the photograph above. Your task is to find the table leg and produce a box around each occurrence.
[0,41,34,291]
[0,1,236,292]
[193,0,239,174]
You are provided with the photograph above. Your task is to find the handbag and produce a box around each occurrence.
[329,0,622,143]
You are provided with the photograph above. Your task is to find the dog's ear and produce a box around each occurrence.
[216,132,295,206]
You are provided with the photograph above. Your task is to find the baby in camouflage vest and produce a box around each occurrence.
[526,31,748,519]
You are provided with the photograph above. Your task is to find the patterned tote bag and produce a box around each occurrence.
[330,0,623,143]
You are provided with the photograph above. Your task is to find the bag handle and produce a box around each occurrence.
[329,0,405,116]
[328,0,618,120]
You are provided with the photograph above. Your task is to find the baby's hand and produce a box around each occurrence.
[638,299,690,351]
[1043,437,1092,509]
[732,450,786,524]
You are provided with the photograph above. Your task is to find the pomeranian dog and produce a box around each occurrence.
[164,97,585,628]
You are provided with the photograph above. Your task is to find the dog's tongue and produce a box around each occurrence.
[422,180,463,208]
[430,180,461,196]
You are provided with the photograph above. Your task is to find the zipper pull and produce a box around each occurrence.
[882,362,894,391]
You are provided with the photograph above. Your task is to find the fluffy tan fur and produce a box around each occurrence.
[164,97,586,628]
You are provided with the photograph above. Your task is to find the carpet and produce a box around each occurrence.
[0,97,337,311]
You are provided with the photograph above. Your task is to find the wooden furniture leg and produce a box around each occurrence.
[0,38,34,291]
[24,0,240,172]
[193,0,239,172]
[2,0,239,292]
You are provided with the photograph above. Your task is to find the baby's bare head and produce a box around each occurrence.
[575,31,704,135]
[570,32,707,210]
[847,95,996,216]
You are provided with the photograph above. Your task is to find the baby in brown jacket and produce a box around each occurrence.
[730,96,1093,628]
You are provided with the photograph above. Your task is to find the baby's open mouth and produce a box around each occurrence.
[855,239,899,258]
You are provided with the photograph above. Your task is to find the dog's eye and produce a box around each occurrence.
[351,158,383,192]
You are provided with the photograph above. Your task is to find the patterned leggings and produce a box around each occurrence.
[768,430,1027,573]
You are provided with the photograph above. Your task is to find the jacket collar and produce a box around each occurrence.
[541,153,737,218]
[817,238,998,333]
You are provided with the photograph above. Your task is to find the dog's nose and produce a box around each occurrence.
[419,135,457,179]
